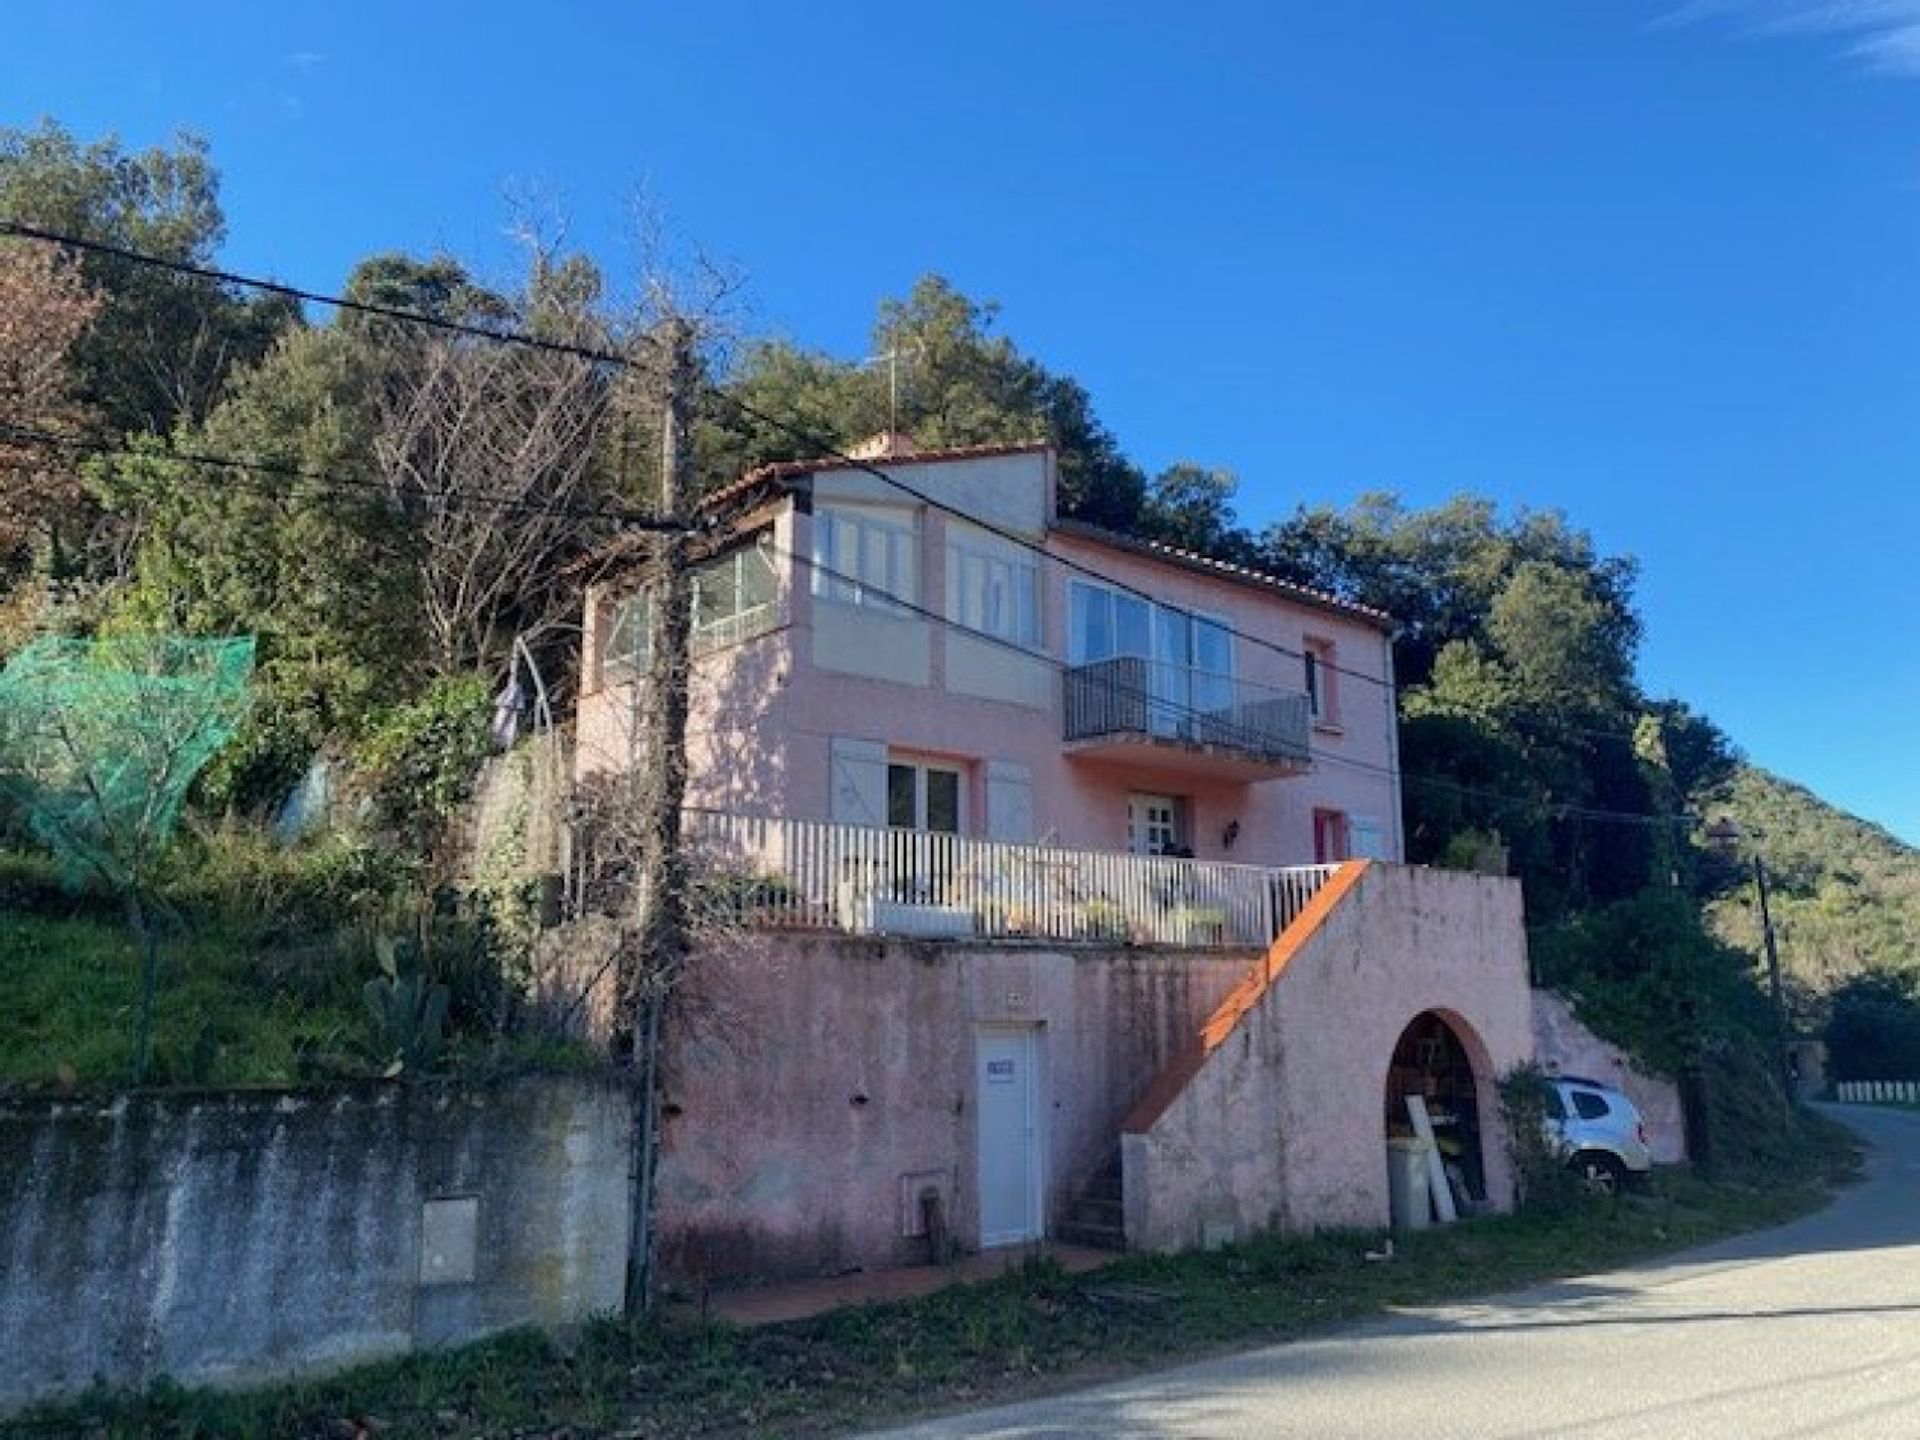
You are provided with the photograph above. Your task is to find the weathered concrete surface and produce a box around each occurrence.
[655,935,1253,1288]
[0,1076,630,1413]
[1532,989,1687,1164]
[1123,863,1533,1251]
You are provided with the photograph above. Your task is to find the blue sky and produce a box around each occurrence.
[7,1,1919,842]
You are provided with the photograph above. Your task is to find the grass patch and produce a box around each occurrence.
[0,886,601,1093]
[5,1163,1850,1440]
[0,911,368,1090]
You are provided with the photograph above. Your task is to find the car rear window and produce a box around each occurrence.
[1570,1090,1610,1120]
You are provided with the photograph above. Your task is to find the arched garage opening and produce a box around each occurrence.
[1384,1010,1490,1212]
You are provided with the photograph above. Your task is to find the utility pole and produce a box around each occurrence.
[624,316,697,1315]
[1706,817,1794,1106]
[1752,853,1794,1102]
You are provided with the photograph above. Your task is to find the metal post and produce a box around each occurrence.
[1753,855,1794,1102]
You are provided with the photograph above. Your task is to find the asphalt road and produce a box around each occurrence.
[867,1105,1920,1439]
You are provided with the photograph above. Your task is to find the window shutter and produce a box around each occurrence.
[986,760,1035,843]
[830,737,889,827]
[1350,815,1386,860]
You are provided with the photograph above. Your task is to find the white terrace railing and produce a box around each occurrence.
[683,809,1340,948]
[1835,1081,1920,1105]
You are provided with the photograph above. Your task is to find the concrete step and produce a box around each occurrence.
[1065,1194,1123,1226]
[1055,1218,1126,1252]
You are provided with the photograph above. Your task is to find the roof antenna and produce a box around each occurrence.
[859,332,928,436]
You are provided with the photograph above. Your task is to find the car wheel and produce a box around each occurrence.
[1570,1151,1627,1196]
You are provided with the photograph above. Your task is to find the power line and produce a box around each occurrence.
[766,541,1692,832]
[0,219,1402,700]
[1,219,1687,761]
[0,422,691,532]
[0,220,649,371]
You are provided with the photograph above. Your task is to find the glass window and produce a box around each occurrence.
[887,759,964,834]
[1572,1090,1610,1121]
[814,506,915,613]
[1116,594,1152,660]
[606,593,649,680]
[887,763,917,830]
[1305,639,1337,722]
[1070,581,1109,663]
[1544,1086,1568,1121]
[607,534,779,677]
[1196,619,1232,676]
[948,533,1039,646]
[925,769,961,834]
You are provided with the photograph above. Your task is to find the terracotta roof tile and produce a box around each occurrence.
[1050,519,1395,629]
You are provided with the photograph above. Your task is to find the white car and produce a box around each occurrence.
[1547,1076,1653,1192]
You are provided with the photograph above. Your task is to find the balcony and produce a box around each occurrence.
[683,810,1339,949]
[1062,657,1312,781]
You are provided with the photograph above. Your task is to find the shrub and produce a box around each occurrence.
[159,819,415,939]
[354,675,493,851]
[1532,889,1771,1079]
[1497,1063,1585,1216]
[1825,970,1920,1082]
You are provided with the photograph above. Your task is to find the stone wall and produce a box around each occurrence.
[0,1076,631,1414]
[1532,990,1687,1164]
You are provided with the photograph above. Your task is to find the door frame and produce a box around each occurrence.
[1128,792,1183,857]
[975,1023,1046,1248]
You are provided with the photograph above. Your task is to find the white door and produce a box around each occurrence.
[1128,793,1180,856]
[976,1028,1042,1247]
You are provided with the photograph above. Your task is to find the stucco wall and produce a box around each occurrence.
[1123,863,1533,1251]
[578,447,1403,871]
[1532,990,1687,1164]
[0,1077,631,1414]
[654,934,1253,1288]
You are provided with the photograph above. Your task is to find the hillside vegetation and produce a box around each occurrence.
[2,118,1907,1113]
[1702,765,1920,993]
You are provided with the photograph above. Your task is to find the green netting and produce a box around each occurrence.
[0,635,254,887]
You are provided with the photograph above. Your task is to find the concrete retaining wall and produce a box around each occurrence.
[654,934,1253,1288]
[0,1076,631,1414]
[1532,991,1687,1164]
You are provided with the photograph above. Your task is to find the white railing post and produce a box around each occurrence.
[675,809,1340,948]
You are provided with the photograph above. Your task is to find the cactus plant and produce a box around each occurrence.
[362,932,450,1075]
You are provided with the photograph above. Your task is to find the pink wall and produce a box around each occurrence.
[578,450,1402,871]
[653,935,1255,1287]
[1122,863,1533,1249]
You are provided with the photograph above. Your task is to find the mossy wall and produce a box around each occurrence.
[0,1076,631,1412]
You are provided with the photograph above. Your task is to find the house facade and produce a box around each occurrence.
[565,439,1558,1288]
[577,440,1403,875]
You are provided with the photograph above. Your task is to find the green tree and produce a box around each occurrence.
[0,120,296,435]
[707,275,1150,528]
[1139,462,1257,561]
[1826,971,1920,1082]
[96,312,408,808]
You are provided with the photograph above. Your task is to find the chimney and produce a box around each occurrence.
[847,431,919,461]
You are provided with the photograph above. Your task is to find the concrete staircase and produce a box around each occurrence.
[1055,1149,1126,1251]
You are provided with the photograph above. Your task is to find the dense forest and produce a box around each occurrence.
[2,118,1914,1099]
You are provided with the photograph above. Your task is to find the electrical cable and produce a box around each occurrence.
[0,219,1689,763]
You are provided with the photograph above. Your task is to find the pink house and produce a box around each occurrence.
[570,439,1545,1284]
[577,440,1402,882]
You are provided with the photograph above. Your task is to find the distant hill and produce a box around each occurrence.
[1699,766,1920,993]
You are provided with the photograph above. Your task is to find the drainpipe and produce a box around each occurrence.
[1381,628,1405,863]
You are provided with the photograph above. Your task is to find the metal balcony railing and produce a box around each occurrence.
[1063,656,1312,767]
[682,809,1340,948]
